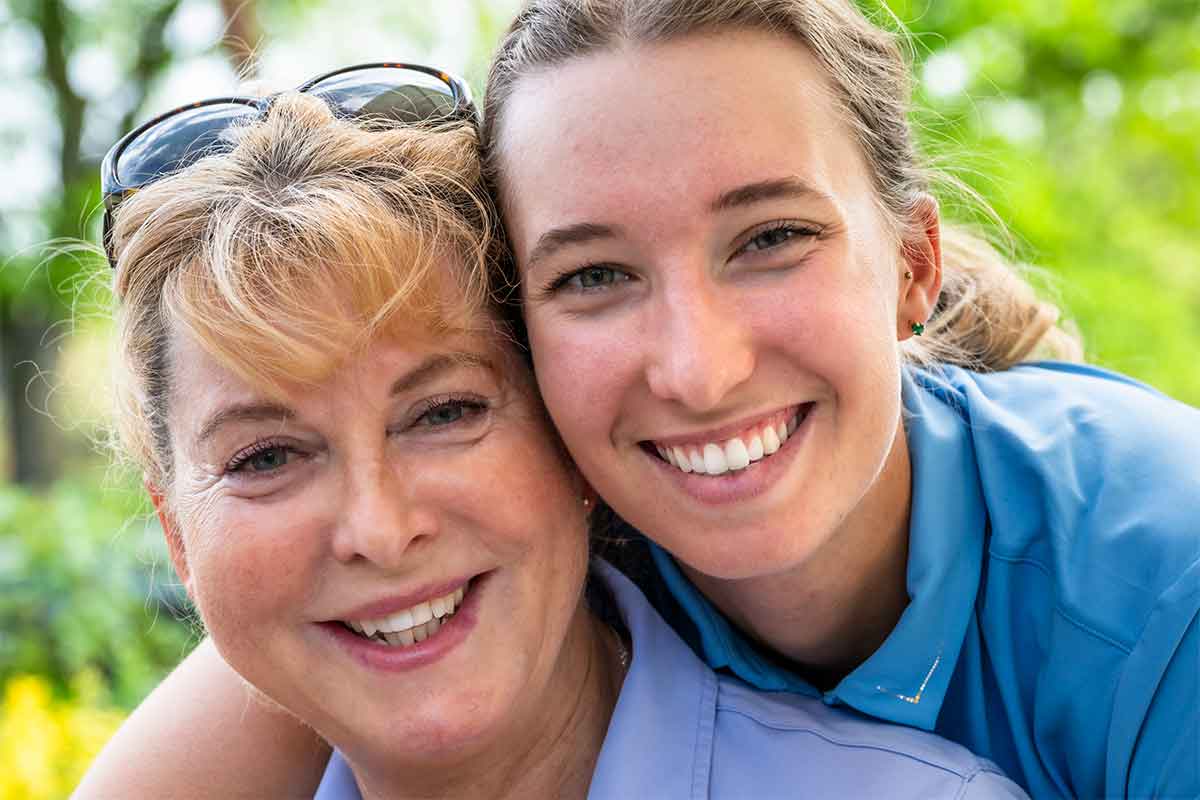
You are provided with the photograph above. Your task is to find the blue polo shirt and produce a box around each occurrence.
[314,561,1026,799]
[648,362,1200,798]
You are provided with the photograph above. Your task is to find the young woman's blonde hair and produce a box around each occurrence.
[481,0,1083,369]
[108,93,501,488]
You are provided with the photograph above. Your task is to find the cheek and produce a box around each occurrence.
[526,310,633,445]
[761,250,899,371]
[179,495,321,642]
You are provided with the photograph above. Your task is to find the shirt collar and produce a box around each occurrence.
[313,747,358,800]
[586,560,718,799]
[647,367,988,730]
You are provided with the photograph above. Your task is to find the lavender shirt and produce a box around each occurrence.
[315,561,1026,799]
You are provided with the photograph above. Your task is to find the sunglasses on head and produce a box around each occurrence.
[100,61,474,268]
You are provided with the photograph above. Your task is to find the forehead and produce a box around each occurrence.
[497,29,870,248]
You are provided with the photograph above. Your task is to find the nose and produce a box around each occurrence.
[644,278,755,412]
[331,458,437,567]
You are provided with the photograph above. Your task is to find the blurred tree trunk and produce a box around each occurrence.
[0,0,87,485]
[0,295,56,485]
[1,0,183,485]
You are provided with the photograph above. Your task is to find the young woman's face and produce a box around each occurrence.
[157,322,591,772]
[499,31,934,581]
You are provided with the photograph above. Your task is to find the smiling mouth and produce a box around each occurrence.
[341,582,469,648]
[645,404,812,476]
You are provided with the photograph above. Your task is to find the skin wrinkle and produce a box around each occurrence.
[159,325,616,800]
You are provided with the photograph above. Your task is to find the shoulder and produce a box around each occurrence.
[710,680,1027,798]
[911,363,1199,630]
[592,561,1029,799]
[914,361,1200,465]
[909,364,1199,796]
[911,361,1200,453]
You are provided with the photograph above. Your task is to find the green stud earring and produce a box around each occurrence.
[910,321,926,336]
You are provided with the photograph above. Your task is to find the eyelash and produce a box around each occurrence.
[223,396,489,477]
[410,394,491,429]
[544,263,631,296]
[737,221,824,255]
[540,221,825,296]
[226,438,295,475]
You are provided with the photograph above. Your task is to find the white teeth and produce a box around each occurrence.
[654,410,806,477]
[746,434,764,462]
[346,584,466,647]
[386,608,414,632]
[724,438,750,471]
[411,601,433,626]
[702,443,728,475]
[762,425,780,455]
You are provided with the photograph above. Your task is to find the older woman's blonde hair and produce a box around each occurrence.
[108,93,501,488]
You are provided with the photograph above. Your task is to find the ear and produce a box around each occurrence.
[896,193,943,341]
[146,479,194,599]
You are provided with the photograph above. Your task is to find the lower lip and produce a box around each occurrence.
[318,572,489,673]
[649,404,813,505]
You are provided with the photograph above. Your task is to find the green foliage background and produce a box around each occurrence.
[0,1,1196,795]
[892,0,1200,400]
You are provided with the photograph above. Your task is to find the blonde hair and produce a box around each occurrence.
[482,0,1083,369]
[109,93,501,487]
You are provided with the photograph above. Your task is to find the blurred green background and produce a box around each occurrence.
[0,0,1196,795]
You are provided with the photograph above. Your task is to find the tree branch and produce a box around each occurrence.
[117,0,186,137]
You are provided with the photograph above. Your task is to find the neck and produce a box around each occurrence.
[688,420,913,690]
[352,610,623,800]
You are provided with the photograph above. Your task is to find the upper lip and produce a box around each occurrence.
[642,404,807,448]
[331,572,479,622]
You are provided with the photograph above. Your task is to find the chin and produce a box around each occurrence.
[328,696,511,765]
[673,523,830,582]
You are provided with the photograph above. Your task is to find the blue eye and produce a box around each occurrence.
[550,264,632,293]
[227,442,292,474]
[415,398,488,428]
[740,223,822,254]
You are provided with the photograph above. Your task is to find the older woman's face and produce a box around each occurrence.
[157,323,590,768]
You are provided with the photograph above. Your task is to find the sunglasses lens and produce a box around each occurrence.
[307,67,459,123]
[115,102,259,189]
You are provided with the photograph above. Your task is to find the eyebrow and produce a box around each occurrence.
[524,177,832,269]
[196,403,294,445]
[711,176,834,213]
[525,222,621,269]
[194,353,496,445]
[388,351,495,397]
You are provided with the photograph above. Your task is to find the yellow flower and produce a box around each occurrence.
[0,674,126,800]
